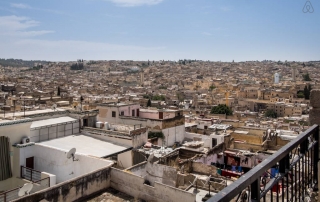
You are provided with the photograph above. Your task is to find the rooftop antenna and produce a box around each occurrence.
[185,176,199,193]
[201,175,211,187]
[18,183,33,197]
[202,175,212,197]
[66,148,79,161]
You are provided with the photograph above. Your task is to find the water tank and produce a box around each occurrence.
[96,122,102,128]
[274,73,280,84]
[104,122,109,130]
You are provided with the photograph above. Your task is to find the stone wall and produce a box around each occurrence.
[192,162,217,176]
[145,161,178,187]
[234,142,263,152]
[231,133,262,145]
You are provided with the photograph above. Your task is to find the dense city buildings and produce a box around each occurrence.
[0,59,320,201]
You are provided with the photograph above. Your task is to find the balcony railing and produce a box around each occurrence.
[20,166,42,182]
[0,177,50,202]
[208,124,319,202]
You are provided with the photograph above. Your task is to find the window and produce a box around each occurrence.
[112,111,116,118]
[132,109,135,117]
[120,111,124,116]
[212,138,217,147]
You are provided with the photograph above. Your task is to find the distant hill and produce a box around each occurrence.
[0,58,48,68]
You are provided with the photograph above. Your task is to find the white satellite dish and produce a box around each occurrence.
[52,104,57,111]
[18,183,33,197]
[66,148,78,161]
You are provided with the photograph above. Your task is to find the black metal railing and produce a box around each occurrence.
[208,124,319,202]
[21,166,42,182]
[0,177,50,202]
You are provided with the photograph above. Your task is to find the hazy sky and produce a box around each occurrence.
[0,0,319,61]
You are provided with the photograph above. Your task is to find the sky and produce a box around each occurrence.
[0,0,319,62]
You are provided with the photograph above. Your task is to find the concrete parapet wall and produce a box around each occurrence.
[110,168,196,202]
[192,162,217,176]
[13,167,111,202]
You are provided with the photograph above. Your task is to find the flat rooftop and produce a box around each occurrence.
[30,116,77,128]
[38,134,131,158]
[0,108,66,118]
[186,187,214,202]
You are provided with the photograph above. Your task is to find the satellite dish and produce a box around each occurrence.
[66,148,78,161]
[52,104,57,111]
[18,183,33,197]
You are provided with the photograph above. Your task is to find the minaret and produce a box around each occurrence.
[292,67,296,82]
[140,71,144,86]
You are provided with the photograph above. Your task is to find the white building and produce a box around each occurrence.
[97,103,185,146]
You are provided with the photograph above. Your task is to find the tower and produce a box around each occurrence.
[140,71,144,86]
[225,91,230,106]
[292,67,296,81]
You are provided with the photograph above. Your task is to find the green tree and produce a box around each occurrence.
[152,95,165,101]
[57,86,61,96]
[209,85,216,91]
[211,104,233,115]
[297,92,305,98]
[265,110,277,118]
[148,131,164,139]
[303,73,311,81]
[303,85,312,100]
[147,99,151,107]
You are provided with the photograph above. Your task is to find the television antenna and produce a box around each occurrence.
[66,148,79,161]
[18,183,33,197]
[201,175,211,187]
[201,175,212,197]
[185,176,199,192]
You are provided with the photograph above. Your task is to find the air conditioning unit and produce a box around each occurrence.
[22,137,30,144]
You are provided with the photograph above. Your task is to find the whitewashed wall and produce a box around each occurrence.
[162,125,185,146]
[29,121,79,143]
[19,144,113,183]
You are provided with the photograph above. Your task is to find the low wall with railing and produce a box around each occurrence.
[20,166,42,182]
[0,177,50,202]
[12,166,111,202]
[207,124,319,202]
[20,166,56,187]
[110,167,196,202]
